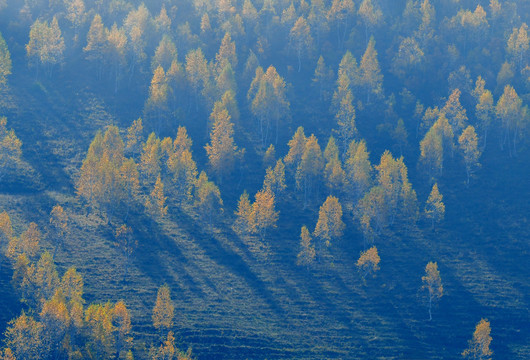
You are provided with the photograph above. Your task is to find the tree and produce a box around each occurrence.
[49,204,68,257]
[424,183,444,229]
[312,55,334,101]
[7,222,40,261]
[76,127,139,220]
[358,37,383,103]
[496,85,525,156]
[0,210,12,263]
[85,303,115,359]
[106,23,127,93]
[40,291,69,359]
[475,89,494,150]
[442,89,467,135]
[296,134,324,206]
[458,126,481,185]
[419,114,454,180]
[0,117,23,182]
[185,48,209,111]
[507,23,529,71]
[65,0,86,41]
[0,31,12,85]
[145,175,168,219]
[146,66,169,132]
[234,191,253,236]
[284,126,307,172]
[113,301,132,358]
[26,17,65,78]
[323,136,347,195]
[139,133,162,186]
[422,261,443,321]
[4,312,43,360]
[84,14,106,71]
[263,159,286,197]
[289,17,313,72]
[392,37,424,79]
[168,136,198,204]
[195,171,223,227]
[153,285,174,336]
[345,140,372,203]
[250,189,278,240]
[327,0,355,48]
[356,246,380,280]
[249,66,290,145]
[462,319,493,360]
[216,32,237,73]
[313,196,345,254]
[296,226,315,268]
[123,4,150,75]
[205,107,238,182]
[263,144,276,168]
[334,89,357,154]
[358,0,383,45]
[152,35,177,72]
[125,118,144,158]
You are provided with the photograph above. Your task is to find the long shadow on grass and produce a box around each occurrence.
[170,207,287,317]
[128,212,208,299]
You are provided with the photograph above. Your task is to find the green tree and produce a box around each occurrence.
[422,261,443,321]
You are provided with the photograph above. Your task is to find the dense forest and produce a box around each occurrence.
[0,0,529,358]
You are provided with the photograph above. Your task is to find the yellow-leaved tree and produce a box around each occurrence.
[296,225,315,268]
[356,246,380,280]
[424,183,444,229]
[462,319,493,360]
[313,195,345,257]
[421,261,443,321]
[152,285,174,337]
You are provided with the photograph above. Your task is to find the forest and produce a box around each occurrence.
[0,0,529,359]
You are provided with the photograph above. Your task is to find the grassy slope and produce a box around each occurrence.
[0,68,529,360]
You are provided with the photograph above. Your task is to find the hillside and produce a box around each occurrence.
[0,0,529,359]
